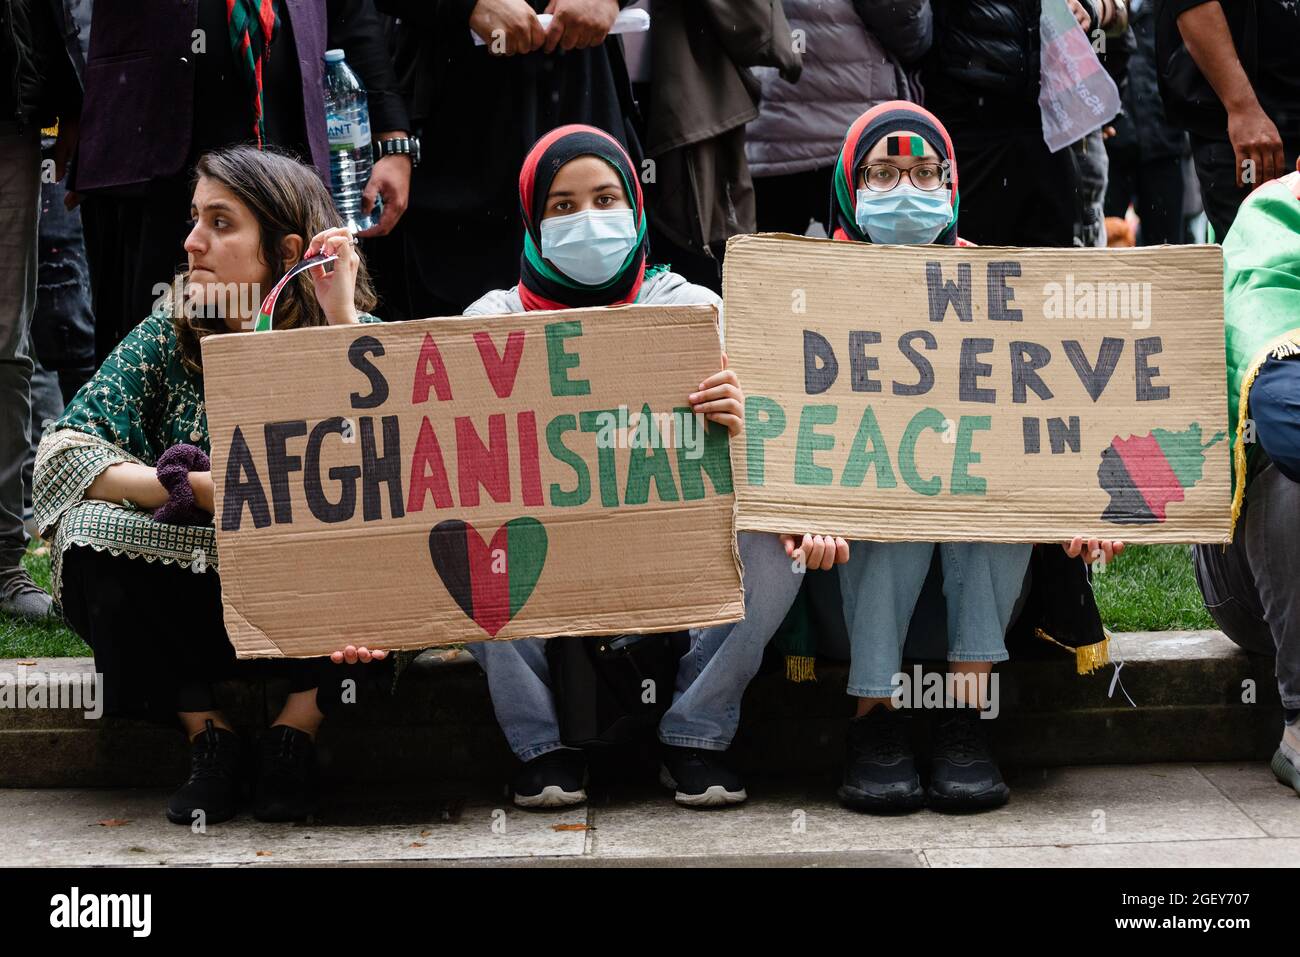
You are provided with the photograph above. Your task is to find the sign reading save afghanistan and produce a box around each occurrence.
[722,235,1231,544]
[202,305,743,658]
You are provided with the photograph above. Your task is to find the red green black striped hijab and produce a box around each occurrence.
[517,125,649,312]
[829,101,960,245]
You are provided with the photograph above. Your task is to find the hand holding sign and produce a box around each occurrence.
[1063,536,1124,566]
[781,533,851,571]
[689,353,744,436]
[330,645,388,665]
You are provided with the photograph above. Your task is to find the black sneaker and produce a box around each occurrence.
[166,719,242,826]
[927,707,1010,812]
[659,746,748,808]
[253,725,319,822]
[837,708,925,813]
[512,749,588,809]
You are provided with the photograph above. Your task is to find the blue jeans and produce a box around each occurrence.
[838,541,1032,699]
[469,531,804,759]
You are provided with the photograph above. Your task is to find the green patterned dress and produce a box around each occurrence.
[34,312,381,602]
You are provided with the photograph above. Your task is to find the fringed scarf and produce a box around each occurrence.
[226,0,280,148]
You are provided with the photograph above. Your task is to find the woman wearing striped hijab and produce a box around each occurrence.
[829,102,1121,814]
[464,125,850,810]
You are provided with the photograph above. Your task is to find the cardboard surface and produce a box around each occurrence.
[722,235,1231,543]
[202,304,743,658]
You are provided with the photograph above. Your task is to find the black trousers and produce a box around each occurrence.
[753,166,835,236]
[1193,458,1300,710]
[59,546,374,724]
[951,128,1078,247]
[1189,132,1300,242]
[1104,151,1186,245]
[928,88,1078,248]
[79,175,194,366]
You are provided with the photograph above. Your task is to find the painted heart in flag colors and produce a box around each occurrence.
[428,519,548,637]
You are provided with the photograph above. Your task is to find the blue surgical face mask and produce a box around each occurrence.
[539,208,638,285]
[854,184,953,245]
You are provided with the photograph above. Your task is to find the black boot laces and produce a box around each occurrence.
[264,728,309,782]
[190,720,232,780]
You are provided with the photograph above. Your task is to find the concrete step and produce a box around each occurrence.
[0,631,1284,788]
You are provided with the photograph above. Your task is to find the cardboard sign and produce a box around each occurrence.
[202,304,743,658]
[722,235,1231,544]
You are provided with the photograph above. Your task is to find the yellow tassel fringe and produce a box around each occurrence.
[1034,627,1111,676]
[785,655,817,683]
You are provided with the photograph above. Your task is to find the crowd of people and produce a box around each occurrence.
[2,0,1297,826]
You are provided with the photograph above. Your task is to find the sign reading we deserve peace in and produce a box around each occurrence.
[722,235,1231,544]
[202,305,743,658]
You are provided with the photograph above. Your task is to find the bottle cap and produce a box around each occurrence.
[324,49,346,63]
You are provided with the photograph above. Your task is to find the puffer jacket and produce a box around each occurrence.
[746,0,933,178]
[926,0,1098,103]
[0,0,82,132]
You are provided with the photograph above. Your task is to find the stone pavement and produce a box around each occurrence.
[3,762,1298,867]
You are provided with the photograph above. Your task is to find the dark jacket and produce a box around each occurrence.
[925,0,1099,104]
[376,0,640,309]
[1108,1,1186,161]
[70,0,409,192]
[1,0,83,133]
[644,0,801,257]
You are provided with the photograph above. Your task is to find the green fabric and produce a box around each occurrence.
[35,312,383,598]
[833,144,866,242]
[1223,174,1300,501]
[769,579,816,661]
[637,262,671,290]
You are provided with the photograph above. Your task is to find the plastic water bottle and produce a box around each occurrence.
[323,49,380,233]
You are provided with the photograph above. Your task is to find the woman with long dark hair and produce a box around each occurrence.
[35,145,387,826]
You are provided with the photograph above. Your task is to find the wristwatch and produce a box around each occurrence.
[375,135,420,168]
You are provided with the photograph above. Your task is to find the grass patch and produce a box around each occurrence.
[0,544,90,658]
[1091,543,1215,632]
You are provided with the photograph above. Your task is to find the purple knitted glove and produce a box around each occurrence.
[153,443,212,526]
